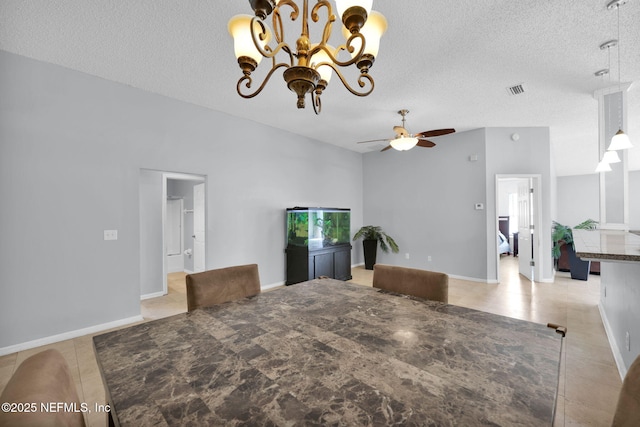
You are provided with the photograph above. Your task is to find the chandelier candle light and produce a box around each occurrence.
[228,0,387,114]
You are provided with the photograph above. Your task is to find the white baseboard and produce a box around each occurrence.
[262,281,285,291]
[140,291,166,300]
[598,303,627,380]
[183,269,194,274]
[0,315,144,357]
[448,274,497,284]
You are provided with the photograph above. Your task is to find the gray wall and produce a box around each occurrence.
[361,127,553,283]
[485,127,553,282]
[139,170,164,296]
[556,170,640,230]
[0,51,363,350]
[600,262,640,375]
[362,128,488,280]
[556,174,600,227]
[630,171,640,231]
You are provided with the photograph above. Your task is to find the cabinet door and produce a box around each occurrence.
[313,253,334,278]
[334,249,352,280]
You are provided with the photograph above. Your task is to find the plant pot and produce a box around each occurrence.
[567,244,591,281]
[363,239,377,270]
[557,243,571,272]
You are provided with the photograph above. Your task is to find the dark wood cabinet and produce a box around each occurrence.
[286,244,352,285]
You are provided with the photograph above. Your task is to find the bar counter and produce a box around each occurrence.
[573,229,640,263]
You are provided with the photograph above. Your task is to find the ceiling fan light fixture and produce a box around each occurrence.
[390,136,419,151]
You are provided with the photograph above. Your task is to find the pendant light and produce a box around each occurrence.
[606,0,633,150]
[596,160,613,172]
[603,150,621,163]
[594,40,617,172]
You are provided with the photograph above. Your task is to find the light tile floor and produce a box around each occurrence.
[0,257,621,426]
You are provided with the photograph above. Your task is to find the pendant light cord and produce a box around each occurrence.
[616,4,623,131]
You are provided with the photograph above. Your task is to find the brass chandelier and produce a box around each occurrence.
[228,0,387,114]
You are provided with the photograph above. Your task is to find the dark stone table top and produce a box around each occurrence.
[94,279,562,426]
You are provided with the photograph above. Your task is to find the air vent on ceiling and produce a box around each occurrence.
[506,83,526,96]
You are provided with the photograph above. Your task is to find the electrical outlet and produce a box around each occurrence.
[405,253,410,260]
[104,230,118,241]
[626,331,631,351]
[427,256,432,262]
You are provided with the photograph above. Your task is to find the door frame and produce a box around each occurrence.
[495,174,543,282]
[162,172,206,295]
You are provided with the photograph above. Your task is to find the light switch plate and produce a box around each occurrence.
[104,230,118,241]
[475,203,484,210]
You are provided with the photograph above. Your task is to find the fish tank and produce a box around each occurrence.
[287,207,351,250]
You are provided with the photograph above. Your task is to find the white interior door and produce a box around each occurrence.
[193,183,205,273]
[518,179,534,281]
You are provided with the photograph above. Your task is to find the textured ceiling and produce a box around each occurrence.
[1,0,639,176]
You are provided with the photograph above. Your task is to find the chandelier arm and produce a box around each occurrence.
[274,0,299,45]
[331,33,367,67]
[311,1,335,45]
[312,91,322,115]
[236,62,290,99]
[319,62,374,97]
[250,16,293,61]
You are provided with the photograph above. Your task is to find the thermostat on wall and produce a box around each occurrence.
[475,203,484,210]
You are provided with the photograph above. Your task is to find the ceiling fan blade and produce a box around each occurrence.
[380,145,393,152]
[416,140,436,148]
[416,128,456,138]
[356,138,391,144]
[393,126,409,137]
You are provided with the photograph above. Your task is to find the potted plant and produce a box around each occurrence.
[353,225,399,270]
[552,219,598,280]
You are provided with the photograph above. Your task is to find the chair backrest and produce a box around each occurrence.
[611,354,640,426]
[0,349,86,427]
[186,263,261,312]
[373,264,449,303]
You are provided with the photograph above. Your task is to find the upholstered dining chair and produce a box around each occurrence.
[611,354,640,426]
[0,349,86,427]
[373,264,449,303]
[186,263,261,312]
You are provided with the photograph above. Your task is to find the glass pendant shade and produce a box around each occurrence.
[228,14,271,64]
[334,0,373,20]
[595,160,612,172]
[390,136,419,151]
[341,10,387,58]
[602,150,621,163]
[310,44,334,83]
[607,129,633,150]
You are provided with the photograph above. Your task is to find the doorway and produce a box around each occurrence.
[495,175,542,282]
[163,173,206,295]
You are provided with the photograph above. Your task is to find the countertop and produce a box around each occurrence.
[573,229,640,263]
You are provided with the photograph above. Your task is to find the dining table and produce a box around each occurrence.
[93,278,563,426]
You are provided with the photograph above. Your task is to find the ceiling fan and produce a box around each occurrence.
[356,109,455,152]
